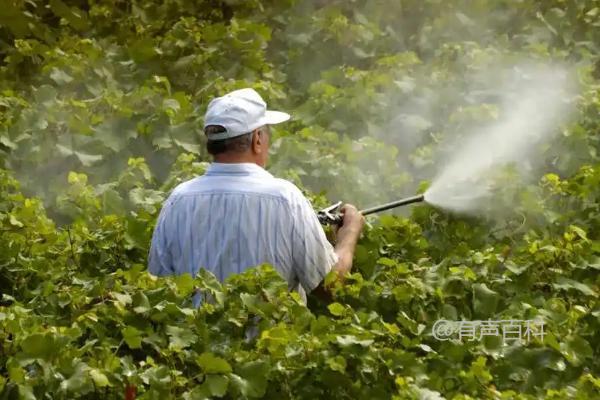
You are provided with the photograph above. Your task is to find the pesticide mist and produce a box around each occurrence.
[423,63,578,215]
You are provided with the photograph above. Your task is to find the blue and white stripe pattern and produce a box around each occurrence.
[148,162,337,303]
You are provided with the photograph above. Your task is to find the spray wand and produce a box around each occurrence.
[317,194,425,225]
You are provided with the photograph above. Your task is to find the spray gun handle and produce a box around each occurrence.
[317,201,343,226]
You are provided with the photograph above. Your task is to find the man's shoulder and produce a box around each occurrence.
[269,177,307,202]
[162,178,202,208]
[165,172,308,207]
[170,177,202,196]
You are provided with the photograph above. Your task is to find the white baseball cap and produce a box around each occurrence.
[203,88,290,141]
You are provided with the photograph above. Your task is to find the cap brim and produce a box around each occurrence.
[264,110,291,125]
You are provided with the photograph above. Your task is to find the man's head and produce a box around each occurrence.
[203,88,290,167]
[204,124,271,166]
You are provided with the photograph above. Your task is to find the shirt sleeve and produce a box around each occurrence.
[289,191,338,294]
[148,198,175,276]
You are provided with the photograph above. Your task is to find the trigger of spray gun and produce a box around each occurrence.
[316,201,343,225]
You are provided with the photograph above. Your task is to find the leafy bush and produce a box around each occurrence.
[1,0,600,399]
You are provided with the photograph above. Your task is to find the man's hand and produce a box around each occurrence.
[336,203,365,233]
[331,203,365,280]
[312,203,365,302]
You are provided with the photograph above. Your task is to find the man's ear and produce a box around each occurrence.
[251,128,263,154]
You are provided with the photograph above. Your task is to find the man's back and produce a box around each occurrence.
[148,162,337,301]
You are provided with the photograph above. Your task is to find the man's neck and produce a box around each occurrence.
[214,153,262,166]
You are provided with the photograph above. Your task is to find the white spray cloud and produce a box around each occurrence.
[424,62,578,214]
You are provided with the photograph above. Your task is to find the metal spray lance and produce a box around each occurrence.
[317,194,425,225]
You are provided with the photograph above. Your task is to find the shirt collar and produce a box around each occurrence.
[205,162,273,178]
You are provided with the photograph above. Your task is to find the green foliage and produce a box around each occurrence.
[1,0,600,399]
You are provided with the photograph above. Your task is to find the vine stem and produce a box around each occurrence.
[66,227,79,269]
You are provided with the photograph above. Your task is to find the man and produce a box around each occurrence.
[148,88,364,304]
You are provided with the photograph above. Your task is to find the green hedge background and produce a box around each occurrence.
[1,1,599,399]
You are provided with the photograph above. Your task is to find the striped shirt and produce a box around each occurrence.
[148,162,338,304]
